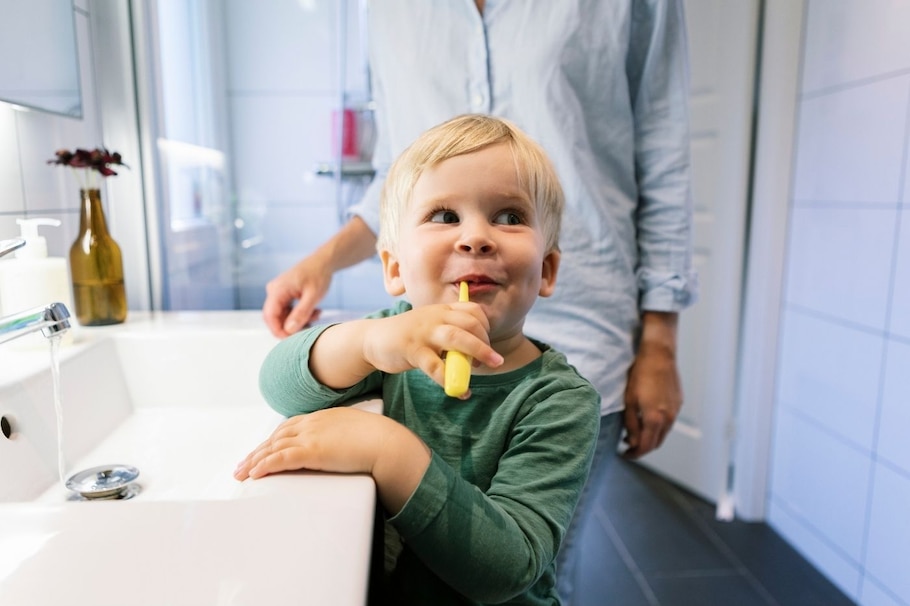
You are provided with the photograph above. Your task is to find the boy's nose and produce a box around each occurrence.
[457,225,496,255]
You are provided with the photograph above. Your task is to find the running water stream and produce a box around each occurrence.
[48,333,66,484]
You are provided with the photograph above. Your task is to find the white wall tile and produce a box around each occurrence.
[889,212,910,339]
[229,95,338,203]
[777,311,883,450]
[785,207,896,329]
[905,137,910,206]
[0,105,25,214]
[767,499,860,601]
[859,578,905,606]
[785,205,899,326]
[0,215,18,237]
[863,463,910,605]
[225,0,337,92]
[769,407,872,560]
[877,340,910,473]
[793,76,909,204]
[802,0,910,94]
[17,110,85,209]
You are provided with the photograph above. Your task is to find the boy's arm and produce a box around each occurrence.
[307,319,378,388]
[310,307,502,391]
[257,323,381,418]
[233,407,430,513]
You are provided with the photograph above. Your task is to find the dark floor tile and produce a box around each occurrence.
[573,510,655,606]
[593,459,738,576]
[676,491,856,606]
[612,460,856,606]
[648,571,772,606]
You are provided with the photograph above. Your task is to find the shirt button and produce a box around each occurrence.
[472,94,484,108]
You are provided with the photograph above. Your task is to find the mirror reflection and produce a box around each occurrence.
[0,0,82,118]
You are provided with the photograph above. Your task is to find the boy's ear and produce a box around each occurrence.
[538,249,560,298]
[380,249,406,296]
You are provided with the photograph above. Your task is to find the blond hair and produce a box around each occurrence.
[377,114,564,253]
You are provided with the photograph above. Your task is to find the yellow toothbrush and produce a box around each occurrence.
[444,281,472,397]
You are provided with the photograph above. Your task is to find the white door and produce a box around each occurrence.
[639,0,760,506]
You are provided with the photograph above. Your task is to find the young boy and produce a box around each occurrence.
[234,114,600,605]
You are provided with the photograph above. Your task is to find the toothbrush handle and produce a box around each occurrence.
[445,282,472,397]
[445,351,472,397]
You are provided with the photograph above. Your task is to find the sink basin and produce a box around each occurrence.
[0,311,377,606]
[1,314,283,503]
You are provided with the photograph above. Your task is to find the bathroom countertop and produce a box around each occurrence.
[0,310,378,606]
[0,474,377,605]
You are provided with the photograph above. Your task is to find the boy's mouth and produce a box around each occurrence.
[454,275,498,296]
[454,274,496,285]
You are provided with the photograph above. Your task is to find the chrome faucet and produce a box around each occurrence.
[1,238,72,345]
[0,238,26,259]
[0,302,72,346]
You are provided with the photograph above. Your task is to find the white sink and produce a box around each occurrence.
[0,311,376,606]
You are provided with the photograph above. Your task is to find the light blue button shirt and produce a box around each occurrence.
[350,0,698,414]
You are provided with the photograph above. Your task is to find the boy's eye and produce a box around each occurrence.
[493,211,524,226]
[429,209,459,224]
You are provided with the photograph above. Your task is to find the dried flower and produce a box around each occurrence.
[48,147,129,188]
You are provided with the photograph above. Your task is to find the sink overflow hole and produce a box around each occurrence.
[1,416,11,439]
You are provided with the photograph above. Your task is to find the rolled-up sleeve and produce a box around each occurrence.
[629,0,699,312]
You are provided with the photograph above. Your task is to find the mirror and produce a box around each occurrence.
[0,0,82,118]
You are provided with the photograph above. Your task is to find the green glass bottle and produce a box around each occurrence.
[69,188,127,325]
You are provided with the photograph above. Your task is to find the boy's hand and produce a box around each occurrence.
[362,303,504,389]
[234,407,431,514]
[234,408,384,479]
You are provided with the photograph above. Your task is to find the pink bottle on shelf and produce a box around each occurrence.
[331,108,359,160]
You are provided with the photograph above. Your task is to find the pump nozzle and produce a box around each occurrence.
[14,218,61,259]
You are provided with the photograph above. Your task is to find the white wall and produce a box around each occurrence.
[767,2,910,604]
[0,0,150,317]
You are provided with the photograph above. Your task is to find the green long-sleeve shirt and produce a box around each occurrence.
[258,303,601,605]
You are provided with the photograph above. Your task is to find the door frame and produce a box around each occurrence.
[731,0,805,521]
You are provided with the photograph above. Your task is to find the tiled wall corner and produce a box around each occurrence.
[769,2,910,604]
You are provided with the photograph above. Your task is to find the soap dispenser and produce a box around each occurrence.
[0,218,75,325]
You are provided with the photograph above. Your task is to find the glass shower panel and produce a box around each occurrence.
[150,0,388,312]
[154,0,236,309]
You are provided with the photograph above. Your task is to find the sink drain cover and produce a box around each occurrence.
[65,464,140,500]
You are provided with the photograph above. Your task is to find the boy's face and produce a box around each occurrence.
[380,142,559,341]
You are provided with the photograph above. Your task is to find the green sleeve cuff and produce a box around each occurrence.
[387,451,452,539]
